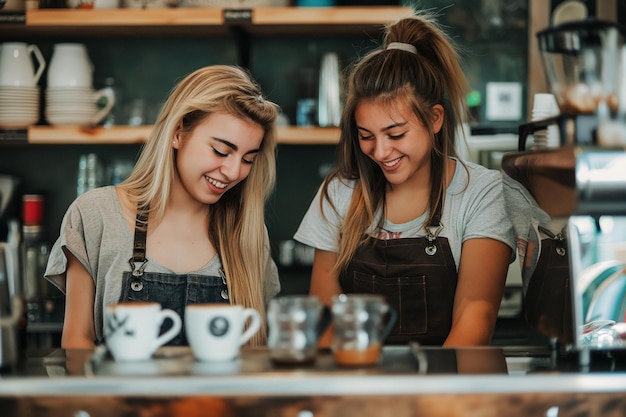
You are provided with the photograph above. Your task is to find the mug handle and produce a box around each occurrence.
[239,308,261,346]
[153,308,182,352]
[91,87,116,125]
[27,44,46,86]
[381,305,398,342]
[316,305,332,337]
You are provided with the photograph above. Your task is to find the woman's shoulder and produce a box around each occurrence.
[323,176,357,209]
[74,185,117,205]
[456,159,503,189]
[69,186,120,218]
[463,159,501,178]
[326,175,357,192]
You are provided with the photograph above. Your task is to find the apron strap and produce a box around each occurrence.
[424,199,444,256]
[129,204,149,278]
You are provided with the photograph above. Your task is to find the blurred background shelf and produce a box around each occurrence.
[0,7,413,38]
[24,125,340,145]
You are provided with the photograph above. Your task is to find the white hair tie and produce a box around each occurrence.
[386,42,417,55]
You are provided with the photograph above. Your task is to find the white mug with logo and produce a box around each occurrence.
[104,302,182,362]
[185,304,261,361]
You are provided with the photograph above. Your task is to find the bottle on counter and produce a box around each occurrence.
[21,224,54,324]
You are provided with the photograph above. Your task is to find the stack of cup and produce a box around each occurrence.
[45,43,115,127]
[531,93,560,150]
[0,42,46,130]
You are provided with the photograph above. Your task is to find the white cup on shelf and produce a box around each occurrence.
[47,43,93,88]
[0,42,46,87]
[94,0,119,8]
[45,86,116,126]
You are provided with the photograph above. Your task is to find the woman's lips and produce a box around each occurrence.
[381,156,402,171]
[205,175,228,193]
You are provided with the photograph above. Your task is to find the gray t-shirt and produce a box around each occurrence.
[45,186,280,342]
[294,159,516,269]
[501,171,567,293]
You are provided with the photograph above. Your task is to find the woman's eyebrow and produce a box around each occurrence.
[214,137,260,155]
[356,121,407,132]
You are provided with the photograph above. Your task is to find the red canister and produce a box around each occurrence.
[22,194,45,226]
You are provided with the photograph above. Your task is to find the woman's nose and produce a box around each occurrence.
[373,137,391,160]
[220,156,242,180]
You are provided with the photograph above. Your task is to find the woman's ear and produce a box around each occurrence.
[172,125,183,149]
[431,104,444,134]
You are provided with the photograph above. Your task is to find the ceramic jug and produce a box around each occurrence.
[0,42,46,87]
[47,43,93,88]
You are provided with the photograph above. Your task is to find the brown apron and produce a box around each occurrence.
[524,226,573,344]
[338,208,458,345]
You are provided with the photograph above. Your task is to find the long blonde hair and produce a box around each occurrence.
[118,65,279,345]
[322,14,470,274]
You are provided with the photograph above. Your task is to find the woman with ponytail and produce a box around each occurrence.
[295,14,515,346]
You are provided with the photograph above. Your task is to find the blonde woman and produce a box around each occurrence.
[295,15,515,347]
[46,65,280,348]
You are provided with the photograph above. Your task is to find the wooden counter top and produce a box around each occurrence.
[2,346,625,417]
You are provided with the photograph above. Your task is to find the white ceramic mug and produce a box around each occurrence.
[103,302,182,361]
[0,42,46,87]
[46,43,93,88]
[45,87,116,126]
[185,304,261,362]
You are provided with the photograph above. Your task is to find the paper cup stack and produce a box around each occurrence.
[531,93,560,150]
[45,43,115,127]
[0,42,46,129]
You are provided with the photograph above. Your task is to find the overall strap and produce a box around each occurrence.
[129,204,149,278]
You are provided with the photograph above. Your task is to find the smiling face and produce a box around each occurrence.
[355,98,443,189]
[172,110,265,206]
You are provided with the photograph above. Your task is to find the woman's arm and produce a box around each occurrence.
[309,249,342,347]
[443,238,511,346]
[61,250,96,349]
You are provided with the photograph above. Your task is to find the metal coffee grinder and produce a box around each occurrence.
[503,17,626,366]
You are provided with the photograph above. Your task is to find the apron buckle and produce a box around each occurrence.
[425,223,443,256]
[219,268,229,300]
[128,258,149,277]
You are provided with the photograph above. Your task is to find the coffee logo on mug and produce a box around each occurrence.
[208,316,229,337]
[106,313,135,337]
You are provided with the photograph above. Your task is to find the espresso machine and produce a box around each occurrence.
[502,17,626,366]
[0,174,21,369]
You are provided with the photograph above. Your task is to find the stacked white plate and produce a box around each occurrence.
[0,86,40,129]
[45,87,101,126]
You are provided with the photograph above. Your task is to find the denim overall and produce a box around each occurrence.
[338,204,458,345]
[117,207,229,346]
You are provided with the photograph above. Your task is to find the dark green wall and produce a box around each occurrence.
[0,3,528,295]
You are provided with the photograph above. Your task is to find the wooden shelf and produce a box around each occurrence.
[26,7,224,26]
[26,125,339,145]
[0,6,412,37]
[252,6,411,25]
[276,126,339,145]
[4,6,401,145]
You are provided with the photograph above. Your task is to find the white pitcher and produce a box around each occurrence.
[47,43,93,88]
[0,42,46,87]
